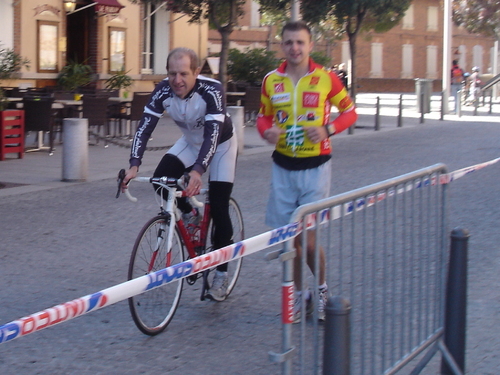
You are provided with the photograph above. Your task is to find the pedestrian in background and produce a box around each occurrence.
[257,20,358,322]
[450,59,464,113]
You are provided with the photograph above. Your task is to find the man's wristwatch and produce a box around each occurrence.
[325,123,336,137]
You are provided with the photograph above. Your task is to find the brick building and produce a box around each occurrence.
[208,0,496,93]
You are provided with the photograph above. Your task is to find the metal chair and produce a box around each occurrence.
[22,96,57,154]
[115,92,151,138]
[81,94,112,145]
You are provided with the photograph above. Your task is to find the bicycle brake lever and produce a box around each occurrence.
[116,169,126,198]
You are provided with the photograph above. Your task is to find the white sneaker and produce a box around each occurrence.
[292,291,313,324]
[318,287,328,321]
[206,270,228,302]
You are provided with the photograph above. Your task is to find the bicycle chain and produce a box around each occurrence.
[88,131,173,151]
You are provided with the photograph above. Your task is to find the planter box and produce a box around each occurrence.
[0,110,25,160]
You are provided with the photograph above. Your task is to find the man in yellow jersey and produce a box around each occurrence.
[257,20,357,322]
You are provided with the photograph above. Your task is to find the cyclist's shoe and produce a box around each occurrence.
[182,208,201,227]
[318,287,328,322]
[292,291,313,324]
[206,270,228,302]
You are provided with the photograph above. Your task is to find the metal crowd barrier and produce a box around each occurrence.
[272,163,459,374]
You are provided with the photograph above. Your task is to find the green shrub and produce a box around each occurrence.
[228,48,279,86]
[310,51,331,68]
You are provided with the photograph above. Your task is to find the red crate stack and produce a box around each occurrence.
[0,110,25,160]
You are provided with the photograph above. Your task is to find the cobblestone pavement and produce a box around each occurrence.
[0,94,499,374]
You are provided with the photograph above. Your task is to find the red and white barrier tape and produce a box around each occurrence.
[1,157,498,343]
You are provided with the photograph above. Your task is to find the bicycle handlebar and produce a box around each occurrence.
[119,173,205,208]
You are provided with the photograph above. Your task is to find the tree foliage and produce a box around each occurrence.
[452,0,500,40]
[228,48,279,85]
[131,0,246,91]
[259,0,411,99]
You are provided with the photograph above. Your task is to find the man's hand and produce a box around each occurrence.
[263,127,285,144]
[304,126,329,144]
[121,166,138,192]
[184,170,202,197]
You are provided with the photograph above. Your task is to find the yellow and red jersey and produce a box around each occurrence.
[257,59,357,159]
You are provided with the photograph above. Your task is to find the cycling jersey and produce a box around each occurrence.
[130,75,233,175]
[257,59,356,161]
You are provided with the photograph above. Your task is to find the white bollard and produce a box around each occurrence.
[227,106,244,154]
[62,118,88,182]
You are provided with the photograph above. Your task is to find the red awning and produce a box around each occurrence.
[93,0,124,14]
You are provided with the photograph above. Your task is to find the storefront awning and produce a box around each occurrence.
[93,0,124,15]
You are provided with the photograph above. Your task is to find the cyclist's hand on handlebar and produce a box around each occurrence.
[184,170,202,197]
[121,166,138,193]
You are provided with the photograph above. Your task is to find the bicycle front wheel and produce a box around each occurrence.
[206,197,244,297]
[128,215,184,335]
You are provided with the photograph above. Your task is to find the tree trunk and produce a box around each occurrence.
[219,29,231,92]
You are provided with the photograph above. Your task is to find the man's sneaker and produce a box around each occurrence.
[206,270,228,302]
[318,287,328,322]
[292,291,313,324]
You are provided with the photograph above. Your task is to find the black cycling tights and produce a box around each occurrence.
[154,154,233,272]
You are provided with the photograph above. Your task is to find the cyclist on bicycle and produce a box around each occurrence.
[121,47,238,301]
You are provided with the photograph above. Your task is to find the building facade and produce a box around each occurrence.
[208,0,496,93]
[0,0,208,92]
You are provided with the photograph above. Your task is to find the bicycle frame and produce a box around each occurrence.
[127,176,211,265]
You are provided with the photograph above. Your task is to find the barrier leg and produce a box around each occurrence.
[323,296,351,375]
[441,228,469,375]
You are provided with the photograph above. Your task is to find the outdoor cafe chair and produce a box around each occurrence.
[22,95,57,154]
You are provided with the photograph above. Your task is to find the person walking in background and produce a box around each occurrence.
[466,66,482,106]
[121,47,238,302]
[450,59,464,113]
[336,63,348,90]
[257,21,357,322]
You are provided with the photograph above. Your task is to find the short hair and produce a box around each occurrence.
[452,59,458,65]
[166,47,199,73]
[281,20,312,39]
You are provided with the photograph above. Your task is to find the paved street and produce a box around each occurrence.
[0,94,499,374]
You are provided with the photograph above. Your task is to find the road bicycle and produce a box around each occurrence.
[117,170,244,335]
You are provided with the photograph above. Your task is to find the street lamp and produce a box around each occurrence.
[63,0,76,13]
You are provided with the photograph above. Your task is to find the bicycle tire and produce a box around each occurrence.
[128,215,184,335]
[204,197,244,298]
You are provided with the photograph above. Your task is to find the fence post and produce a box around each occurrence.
[440,91,444,120]
[441,228,469,375]
[489,93,493,114]
[323,296,351,375]
[420,92,425,123]
[397,94,403,127]
[457,90,462,118]
[375,96,380,131]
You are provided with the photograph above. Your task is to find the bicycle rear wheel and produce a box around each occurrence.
[128,215,184,335]
[205,197,244,298]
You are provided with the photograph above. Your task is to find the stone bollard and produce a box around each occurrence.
[62,118,88,182]
[227,106,244,154]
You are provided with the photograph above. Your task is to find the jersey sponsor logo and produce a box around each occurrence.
[309,76,320,86]
[276,110,289,124]
[306,111,316,121]
[274,83,285,93]
[285,124,305,147]
[272,93,290,104]
[338,96,352,111]
[303,92,319,108]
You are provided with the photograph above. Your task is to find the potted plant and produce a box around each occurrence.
[57,59,93,98]
[105,68,133,98]
[0,45,30,110]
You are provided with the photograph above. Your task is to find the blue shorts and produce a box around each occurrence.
[265,160,332,228]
